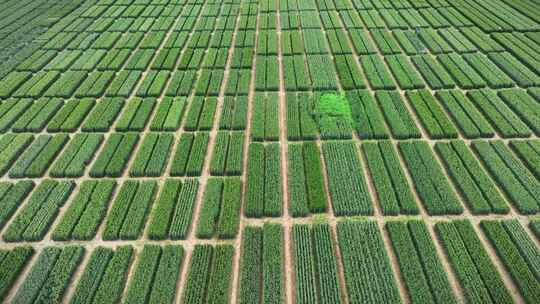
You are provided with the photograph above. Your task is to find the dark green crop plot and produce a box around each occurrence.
[363,141,418,215]
[337,220,401,303]
[4,180,74,242]
[399,141,463,215]
[210,131,245,176]
[196,177,241,239]
[52,180,116,241]
[239,224,283,304]
[102,180,157,240]
[472,140,540,214]
[13,246,84,304]
[322,141,373,216]
[435,220,513,303]
[182,244,234,304]
[245,143,283,217]
[50,133,103,177]
[130,132,174,177]
[9,133,69,178]
[90,133,139,177]
[146,179,199,240]
[287,142,328,216]
[387,220,457,304]
[169,132,209,176]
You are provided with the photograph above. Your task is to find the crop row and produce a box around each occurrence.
[375,91,421,139]
[12,246,84,304]
[407,89,458,139]
[255,56,280,91]
[245,143,283,217]
[0,246,34,301]
[182,244,234,304]
[4,180,74,242]
[337,220,401,303]
[509,140,540,180]
[219,96,248,130]
[435,90,494,139]
[124,245,185,304]
[50,133,103,177]
[472,140,540,214]
[165,70,197,96]
[361,55,396,90]
[149,96,186,131]
[170,132,209,176]
[322,141,372,216]
[202,48,229,69]
[435,220,513,303]
[194,69,224,96]
[115,97,156,132]
[90,133,139,177]
[130,133,174,177]
[467,89,532,138]
[0,134,34,176]
[136,70,170,97]
[385,54,424,90]
[387,220,456,303]
[252,92,280,141]
[371,29,402,54]
[438,53,486,89]
[287,142,328,216]
[9,98,62,132]
[146,179,199,240]
[285,92,318,140]
[346,90,388,139]
[239,224,283,304]
[210,131,245,176]
[102,180,157,240]
[480,220,540,303]
[292,223,343,303]
[196,177,241,239]
[281,31,305,55]
[283,55,311,91]
[0,181,34,232]
[412,55,455,89]
[334,54,365,90]
[435,140,509,214]
[363,141,418,215]
[498,89,540,136]
[52,180,116,241]
[492,32,540,75]
[225,69,251,96]
[307,54,339,91]
[399,141,463,215]
[69,246,133,304]
[257,30,279,55]
[183,96,217,131]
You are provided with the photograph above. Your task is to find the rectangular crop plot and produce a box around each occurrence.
[337,220,401,303]
[399,141,463,215]
[196,177,242,239]
[146,179,200,240]
[322,141,373,216]
[52,180,116,241]
[244,143,283,217]
[90,133,139,177]
[4,180,74,242]
[102,180,157,240]
[287,142,328,216]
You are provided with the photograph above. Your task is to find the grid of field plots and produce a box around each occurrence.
[0,0,539,303]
